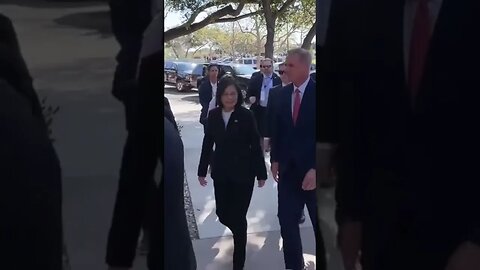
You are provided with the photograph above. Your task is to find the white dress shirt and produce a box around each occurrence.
[291,77,310,114]
[222,110,233,128]
[260,74,274,107]
[403,0,444,79]
[208,82,218,113]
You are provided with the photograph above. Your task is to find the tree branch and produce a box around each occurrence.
[216,11,262,23]
[165,3,254,42]
[276,0,296,17]
[183,2,218,28]
[301,21,316,50]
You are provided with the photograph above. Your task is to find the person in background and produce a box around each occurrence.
[246,58,281,152]
[270,48,325,270]
[198,76,267,270]
[0,13,63,270]
[198,63,220,133]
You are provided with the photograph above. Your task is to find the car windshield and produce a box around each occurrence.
[176,62,197,72]
[233,65,255,75]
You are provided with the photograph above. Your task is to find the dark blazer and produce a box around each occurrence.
[198,80,215,125]
[265,84,285,138]
[246,72,282,108]
[198,107,267,182]
[163,117,196,270]
[270,80,316,176]
[0,79,62,270]
[336,0,480,264]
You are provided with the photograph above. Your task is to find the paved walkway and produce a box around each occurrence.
[1,1,345,269]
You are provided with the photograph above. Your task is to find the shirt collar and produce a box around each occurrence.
[293,77,310,95]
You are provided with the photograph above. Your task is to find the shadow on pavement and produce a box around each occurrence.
[0,0,106,8]
[54,10,112,38]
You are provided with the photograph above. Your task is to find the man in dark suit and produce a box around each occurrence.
[247,58,282,150]
[0,14,62,269]
[267,63,308,226]
[332,1,480,269]
[270,48,325,270]
[198,63,220,132]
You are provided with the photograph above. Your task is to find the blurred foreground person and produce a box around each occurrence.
[0,14,62,269]
[329,1,480,270]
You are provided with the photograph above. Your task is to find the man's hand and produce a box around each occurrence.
[271,162,279,182]
[258,180,266,187]
[338,221,362,270]
[198,176,207,186]
[302,169,316,190]
[445,241,480,270]
[249,96,256,104]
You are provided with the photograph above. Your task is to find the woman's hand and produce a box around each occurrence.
[198,176,208,186]
[257,180,266,188]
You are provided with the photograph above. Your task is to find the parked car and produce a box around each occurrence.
[190,63,208,89]
[164,61,198,91]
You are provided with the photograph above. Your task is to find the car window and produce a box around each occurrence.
[192,64,205,75]
[243,59,253,65]
[233,65,255,76]
[222,66,235,74]
[165,62,173,69]
[176,62,197,72]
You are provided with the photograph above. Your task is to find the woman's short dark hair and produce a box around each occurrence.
[216,75,243,109]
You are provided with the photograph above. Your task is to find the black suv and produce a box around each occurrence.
[164,61,199,92]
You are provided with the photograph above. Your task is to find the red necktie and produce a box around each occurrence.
[408,0,431,102]
[293,89,301,125]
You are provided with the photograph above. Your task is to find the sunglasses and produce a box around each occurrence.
[261,65,272,68]
[278,70,285,75]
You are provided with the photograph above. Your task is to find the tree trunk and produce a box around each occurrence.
[262,0,276,59]
[301,22,317,50]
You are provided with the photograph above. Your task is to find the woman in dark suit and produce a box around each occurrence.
[197,76,267,270]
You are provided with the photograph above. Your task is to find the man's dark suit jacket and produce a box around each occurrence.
[0,79,62,270]
[265,84,285,139]
[246,72,282,107]
[334,0,480,267]
[163,117,196,270]
[198,80,214,125]
[198,107,267,182]
[270,80,316,176]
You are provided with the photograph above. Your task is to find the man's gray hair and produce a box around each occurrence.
[287,48,312,67]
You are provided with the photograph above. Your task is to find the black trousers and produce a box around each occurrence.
[277,163,326,270]
[213,179,255,268]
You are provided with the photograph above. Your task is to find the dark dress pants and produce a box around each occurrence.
[213,179,255,268]
[277,163,325,270]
